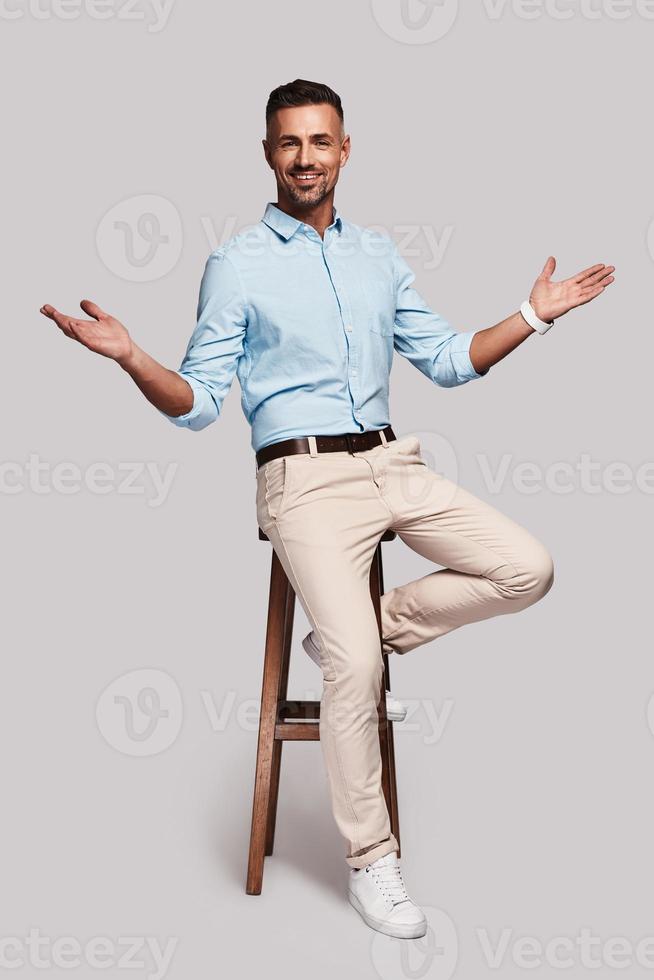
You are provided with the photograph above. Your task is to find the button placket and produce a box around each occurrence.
[326,255,359,404]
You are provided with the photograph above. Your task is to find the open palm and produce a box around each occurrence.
[529,257,615,324]
[40,299,132,364]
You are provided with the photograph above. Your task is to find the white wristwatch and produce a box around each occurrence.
[520,299,554,335]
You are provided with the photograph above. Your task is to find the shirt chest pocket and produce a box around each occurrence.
[361,275,396,337]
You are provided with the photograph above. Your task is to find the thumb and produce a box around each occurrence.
[538,256,556,281]
[79,299,106,320]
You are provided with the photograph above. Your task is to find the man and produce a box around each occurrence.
[40,79,615,940]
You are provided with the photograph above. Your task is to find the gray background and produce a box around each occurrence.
[3,0,653,977]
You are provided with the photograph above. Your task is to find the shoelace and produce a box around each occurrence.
[367,863,409,905]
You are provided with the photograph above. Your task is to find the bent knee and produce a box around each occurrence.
[492,542,554,603]
[530,547,555,600]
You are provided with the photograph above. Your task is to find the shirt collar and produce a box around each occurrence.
[261,201,343,241]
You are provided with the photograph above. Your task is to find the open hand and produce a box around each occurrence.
[40,300,133,366]
[529,257,615,323]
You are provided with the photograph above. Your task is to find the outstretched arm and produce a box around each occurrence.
[40,250,248,429]
[39,300,194,417]
[469,257,616,375]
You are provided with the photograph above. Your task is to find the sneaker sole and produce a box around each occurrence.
[386,705,407,722]
[348,889,427,939]
[379,693,408,722]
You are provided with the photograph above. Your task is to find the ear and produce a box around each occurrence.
[262,138,273,170]
[340,133,351,168]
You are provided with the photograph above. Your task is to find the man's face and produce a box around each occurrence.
[263,103,350,209]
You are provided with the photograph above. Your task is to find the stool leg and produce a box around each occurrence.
[265,580,295,855]
[369,542,401,858]
[246,549,294,895]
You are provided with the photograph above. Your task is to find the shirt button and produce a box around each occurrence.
[351,370,358,377]
[345,324,352,332]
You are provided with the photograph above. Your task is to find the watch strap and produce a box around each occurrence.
[520,299,554,335]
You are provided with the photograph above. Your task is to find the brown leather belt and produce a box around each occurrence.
[256,425,396,469]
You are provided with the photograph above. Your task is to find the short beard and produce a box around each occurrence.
[285,174,329,208]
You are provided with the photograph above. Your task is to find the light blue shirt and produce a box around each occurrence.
[160,202,487,452]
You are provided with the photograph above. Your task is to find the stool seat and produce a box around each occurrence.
[259,527,397,542]
[246,525,401,894]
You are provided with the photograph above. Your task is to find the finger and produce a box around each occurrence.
[539,256,556,280]
[42,306,75,334]
[574,263,606,284]
[581,273,615,294]
[580,284,609,304]
[80,299,106,320]
[583,265,615,287]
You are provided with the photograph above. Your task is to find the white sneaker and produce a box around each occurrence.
[301,631,407,722]
[348,851,427,939]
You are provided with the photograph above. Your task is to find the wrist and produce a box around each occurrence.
[116,340,141,373]
[520,299,554,335]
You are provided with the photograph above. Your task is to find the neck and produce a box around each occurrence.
[274,193,336,240]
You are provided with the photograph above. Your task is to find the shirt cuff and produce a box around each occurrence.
[448,329,488,383]
[157,373,217,430]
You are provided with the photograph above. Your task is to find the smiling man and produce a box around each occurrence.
[40,78,615,941]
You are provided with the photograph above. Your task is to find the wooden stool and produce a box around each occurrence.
[246,527,401,895]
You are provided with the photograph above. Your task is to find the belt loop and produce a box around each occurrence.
[379,428,389,449]
[308,435,318,457]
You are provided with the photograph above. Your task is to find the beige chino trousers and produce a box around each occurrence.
[255,431,554,869]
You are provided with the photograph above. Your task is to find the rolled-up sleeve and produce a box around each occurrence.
[160,249,247,430]
[392,247,488,388]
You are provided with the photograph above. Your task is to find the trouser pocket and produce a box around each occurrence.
[256,456,293,529]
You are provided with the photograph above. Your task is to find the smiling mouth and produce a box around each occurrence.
[290,173,323,182]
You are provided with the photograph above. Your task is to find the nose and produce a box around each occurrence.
[296,142,315,170]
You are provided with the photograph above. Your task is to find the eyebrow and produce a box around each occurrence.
[278,133,335,141]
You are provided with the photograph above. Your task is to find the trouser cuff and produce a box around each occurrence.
[346,833,399,870]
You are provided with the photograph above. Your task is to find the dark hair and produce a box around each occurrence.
[266,78,344,132]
